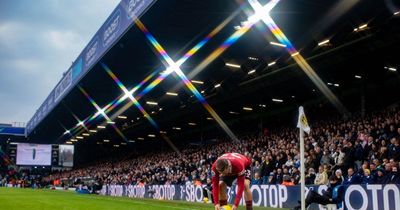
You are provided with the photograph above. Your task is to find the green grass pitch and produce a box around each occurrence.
[0,188,288,210]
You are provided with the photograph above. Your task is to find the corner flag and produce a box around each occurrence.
[297,106,310,210]
[297,106,310,134]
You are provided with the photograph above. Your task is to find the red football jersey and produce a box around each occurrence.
[211,153,251,206]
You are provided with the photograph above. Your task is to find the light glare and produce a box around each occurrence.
[146,101,158,105]
[272,98,283,103]
[318,39,330,46]
[243,107,253,111]
[270,41,287,48]
[225,63,241,68]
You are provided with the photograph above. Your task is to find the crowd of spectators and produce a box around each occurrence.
[0,168,45,188]
[2,106,400,189]
[43,106,400,188]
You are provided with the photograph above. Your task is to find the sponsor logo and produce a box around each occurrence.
[103,9,121,47]
[101,184,400,209]
[127,0,145,19]
[42,102,48,113]
[85,36,99,68]
[54,70,72,102]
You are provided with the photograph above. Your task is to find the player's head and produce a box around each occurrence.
[216,158,231,174]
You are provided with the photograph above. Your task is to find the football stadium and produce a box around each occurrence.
[1,0,400,210]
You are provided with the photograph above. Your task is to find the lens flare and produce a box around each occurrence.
[61,68,157,140]
[78,86,127,141]
[101,63,158,129]
[133,19,239,142]
[109,16,233,120]
[248,0,349,115]
[187,0,279,79]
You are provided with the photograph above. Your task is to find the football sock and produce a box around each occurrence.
[246,200,253,210]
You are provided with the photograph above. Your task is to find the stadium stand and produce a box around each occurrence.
[7,104,391,190]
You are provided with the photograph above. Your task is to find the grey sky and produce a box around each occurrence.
[0,0,120,124]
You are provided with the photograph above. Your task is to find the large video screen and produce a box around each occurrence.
[16,143,51,166]
[59,145,74,167]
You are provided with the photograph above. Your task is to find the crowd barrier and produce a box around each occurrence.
[100,184,400,210]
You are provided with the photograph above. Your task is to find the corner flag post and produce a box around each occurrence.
[297,106,310,210]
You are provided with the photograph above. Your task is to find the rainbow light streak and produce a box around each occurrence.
[70,112,88,133]
[100,67,179,153]
[70,100,113,136]
[137,14,231,98]
[188,20,255,79]
[248,0,349,115]
[78,86,127,141]
[78,86,108,119]
[187,0,278,79]
[101,63,158,129]
[63,4,242,140]
[61,68,157,139]
[90,103,111,121]
[64,4,243,147]
[118,71,157,103]
[112,11,238,119]
[58,102,84,136]
[135,20,239,142]
[173,63,239,142]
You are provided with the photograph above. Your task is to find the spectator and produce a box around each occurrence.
[202,178,213,203]
[291,167,301,185]
[276,168,283,184]
[332,169,344,184]
[281,175,294,186]
[389,138,400,161]
[361,169,372,184]
[267,172,276,184]
[293,173,344,210]
[320,150,332,166]
[374,169,387,184]
[343,168,361,185]
[251,173,262,185]
[314,166,328,185]
[386,166,400,184]
[252,161,262,179]
[305,168,316,185]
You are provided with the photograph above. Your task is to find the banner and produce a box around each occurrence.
[100,184,400,210]
[26,0,156,136]
[0,126,25,136]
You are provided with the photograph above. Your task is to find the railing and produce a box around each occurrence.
[0,122,26,128]
[11,122,26,128]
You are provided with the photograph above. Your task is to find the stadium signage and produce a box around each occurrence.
[0,126,25,136]
[127,185,146,198]
[26,0,156,135]
[127,0,146,19]
[182,185,204,202]
[103,9,121,47]
[101,184,400,210]
[54,70,72,102]
[345,184,400,210]
[84,37,99,68]
[150,185,176,200]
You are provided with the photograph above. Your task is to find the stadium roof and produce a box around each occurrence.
[24,0,400,149]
